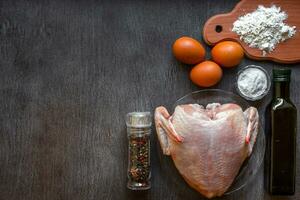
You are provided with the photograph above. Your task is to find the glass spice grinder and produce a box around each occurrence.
[126,112,151,190]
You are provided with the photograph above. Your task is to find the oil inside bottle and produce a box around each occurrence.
[265,69,297,195]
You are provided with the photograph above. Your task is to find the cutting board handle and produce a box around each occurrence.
[203,13,238,45]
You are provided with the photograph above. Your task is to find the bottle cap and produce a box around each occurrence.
[126,112,152,128]
[273,68,291,82]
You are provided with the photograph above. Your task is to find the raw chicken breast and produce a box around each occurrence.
[154,103,259,198]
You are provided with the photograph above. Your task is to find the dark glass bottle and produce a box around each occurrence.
[266,68,297,195]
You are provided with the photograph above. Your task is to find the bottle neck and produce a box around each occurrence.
[274,81,290,99]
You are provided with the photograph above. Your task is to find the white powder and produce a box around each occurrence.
[237,67,269,99]
[232,5,296,56]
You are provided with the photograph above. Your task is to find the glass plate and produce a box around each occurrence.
[157,89,265,196]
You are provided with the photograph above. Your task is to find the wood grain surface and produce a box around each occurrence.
[0,0,299,200]
[203,0,300,63]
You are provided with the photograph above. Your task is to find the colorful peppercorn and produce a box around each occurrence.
[126,112,151,190]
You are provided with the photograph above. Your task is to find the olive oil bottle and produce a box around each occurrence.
[266,68,297,195]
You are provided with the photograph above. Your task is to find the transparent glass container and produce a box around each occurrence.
[126,112,151,190]
[236,65,271,101]
[157,89,265,195]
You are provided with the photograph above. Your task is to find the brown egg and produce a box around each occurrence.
[211,41,244,68]
[190,61,223,87]
[172,37,206,64]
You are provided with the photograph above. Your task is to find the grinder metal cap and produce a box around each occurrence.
[273,68,291,82]
[126,112,152,128]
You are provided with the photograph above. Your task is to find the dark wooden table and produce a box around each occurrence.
[0,0,299,199]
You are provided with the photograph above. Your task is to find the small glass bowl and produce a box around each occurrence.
[236,65,271,101]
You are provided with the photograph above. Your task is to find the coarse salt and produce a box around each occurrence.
[237,66,270,100]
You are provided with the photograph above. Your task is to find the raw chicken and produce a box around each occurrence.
[154,103,259,198]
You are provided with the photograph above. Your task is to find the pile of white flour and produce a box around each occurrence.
[232,5,296,56]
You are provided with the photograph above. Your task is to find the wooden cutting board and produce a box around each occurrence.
[203,0,300,64]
